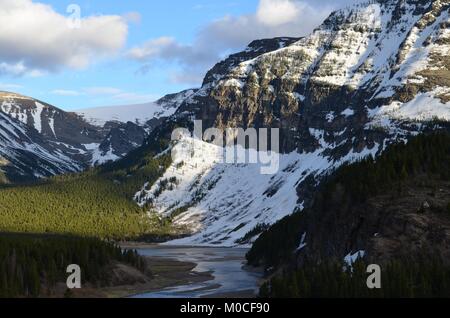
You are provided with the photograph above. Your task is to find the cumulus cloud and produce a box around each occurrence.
[0,0,128,76]
[127,0,336,85]
[256,0,301,26]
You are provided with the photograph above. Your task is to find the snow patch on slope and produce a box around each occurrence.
[0,111,81,176]
[83,143,119,166]
[76,102,175,127]
[135,136,381,246]
[32,102,44,133]
[344,250,366,267]
[372,88,450,121]
[76,90,196,127]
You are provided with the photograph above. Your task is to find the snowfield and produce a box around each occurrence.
[374,88,450,121]
[135,137,381,246]
[75,90,196,127]
[75,102,175,126]
[1,98,49,136]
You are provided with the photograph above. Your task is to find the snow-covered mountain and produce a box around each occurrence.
[75,89,197,127]
[0,92,101,181]
[0,92,103,144]
[0,90,194,181]
[1,0,448,247]
[135,136,379,246]
[134,0,450,246]
[76,89,197,165]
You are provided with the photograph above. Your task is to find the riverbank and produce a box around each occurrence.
[59,244,263,298]
[102,256,214,298]
[129,245,263,298]
[60,256,213,298]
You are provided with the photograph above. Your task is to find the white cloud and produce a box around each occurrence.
[127,0,335,85]
[0,0,128,76]
[256,0,301,26]
[128,37,178,61]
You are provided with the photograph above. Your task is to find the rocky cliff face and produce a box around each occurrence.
[136,0,450,246]
[186,0,450,150]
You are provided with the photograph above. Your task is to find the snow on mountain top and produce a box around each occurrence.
[1,95,49,134]
[0,110,82,179]
[75,90,196,127]
[75,102,175,126]
[207,0,449,125]
[224,1,423,89]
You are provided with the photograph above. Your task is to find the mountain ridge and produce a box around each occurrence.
[0,89,196,182]
[0,0,449,249]
[132,0,450,246]
[75,89,196,127]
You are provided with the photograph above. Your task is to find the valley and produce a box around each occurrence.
[1,0,450,300]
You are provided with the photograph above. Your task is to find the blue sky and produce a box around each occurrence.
[0,0,355,110]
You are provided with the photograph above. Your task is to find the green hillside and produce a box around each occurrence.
[0,149,176,240]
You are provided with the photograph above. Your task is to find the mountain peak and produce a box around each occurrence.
[131,0,450,245]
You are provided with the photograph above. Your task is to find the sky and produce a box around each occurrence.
[0,0,358,110]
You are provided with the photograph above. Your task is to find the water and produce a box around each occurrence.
[132,246,262,298]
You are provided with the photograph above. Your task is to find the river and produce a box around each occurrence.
[132,246,262,298]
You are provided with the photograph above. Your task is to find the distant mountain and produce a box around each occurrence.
[0,90,194,182]
[75,89,197,127]
[0,92,103,144]
[0,91,99,182]
[75,89,197,165]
